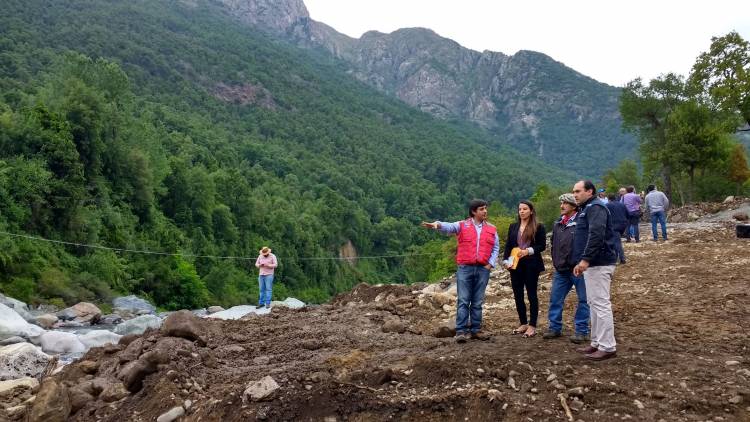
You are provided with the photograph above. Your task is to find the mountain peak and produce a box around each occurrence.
[212,0,309,34]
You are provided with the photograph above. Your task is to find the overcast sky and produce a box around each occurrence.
[304,0,750,87]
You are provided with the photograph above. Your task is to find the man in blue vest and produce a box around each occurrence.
[422,199,500,343]
[572,181,618,361]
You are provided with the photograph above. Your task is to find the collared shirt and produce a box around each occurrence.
[255,253,278,276]
[437,219,500,268]
[622,192,642,213]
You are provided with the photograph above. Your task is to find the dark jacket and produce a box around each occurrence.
[605,200,629,233]
[551,213,578,272]
[572,197,618,266]
[503,222,546,273]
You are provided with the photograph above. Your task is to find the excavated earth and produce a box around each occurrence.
[9,219,750,422]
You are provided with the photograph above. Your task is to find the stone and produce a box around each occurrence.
[0,303,45,341]
[546,373,557,382]
[278,297,305,309]
[724,196,735,203]
[725,360,741,366]
[113,295,156,314]
[569,399,584,411]
[28,379,71,422]
[207,305,225,314]
[118,357,158,393]
[0,342,51,381]
[156,406,185,422]
[207,305,259,320]
[0,377,39,397]
[381,318,406,334]
[34,314,58,329]
[34,331,86,354]
[0,336,25,346]
[99,381,129,402]
[568,387,585,397]
[99,314,123,325]
[0,294,33,322]
[78,330,122,350]
[161,310,207,345]
[6,405,26,419]
[114,315,162,336]
[68,386,94,413]
[59,302,102,324]
[420,283,442,294]
[243,376,280,401]
[733,212,749,222]
[634,399,645,410]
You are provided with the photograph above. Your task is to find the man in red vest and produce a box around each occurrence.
[422,199,500,343]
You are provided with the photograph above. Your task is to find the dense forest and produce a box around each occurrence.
[0,0,572,309]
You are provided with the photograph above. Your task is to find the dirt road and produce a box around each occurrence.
[27,221,750,421]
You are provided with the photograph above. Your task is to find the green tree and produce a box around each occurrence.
[620,74,687,198]
[690,31,750,126]
[664,100,733,201]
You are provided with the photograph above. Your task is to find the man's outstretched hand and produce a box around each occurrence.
[420,221,439,229]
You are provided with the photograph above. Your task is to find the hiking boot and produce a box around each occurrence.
[257,304,266,309]
[470,331,492,341]
[455,332,469,344]
[585,350,617,361]
[569,333,590,344]
[542,330,561,339]
[575,345,598,354]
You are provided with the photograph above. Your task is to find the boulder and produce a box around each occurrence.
[192,308,209,317]
[98,381,128,402]
[0,336,26,346]
[161,310,207,345]
[112,295,156,314]
[0,376,39,397]
[243,375,280,401]
[0,343,51,380]
[381,318,406,334]
[207,305,225,314]
[35,314,58,329]
[207,305,257,320]
[0,294,34,322]
[157,406,185,422]
[113,315,162,336]
[724,196,735,203]
[433,318,457,338]
[68,386,94,413]
[118,350,167,393]
[35,331,86,354]
[28,379,71,422]
[58,302,101,324]
[0,303,45,341]
[99,314,123,325]
[276,297,305,309]
[78,330,122,350]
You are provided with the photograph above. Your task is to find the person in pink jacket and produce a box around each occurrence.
[255,246,278,308]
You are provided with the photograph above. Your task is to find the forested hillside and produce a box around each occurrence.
[0,0,569,308]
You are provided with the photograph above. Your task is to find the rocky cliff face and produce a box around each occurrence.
[210,0,634,175]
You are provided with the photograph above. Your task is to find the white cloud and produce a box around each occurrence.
[304,0,750,86]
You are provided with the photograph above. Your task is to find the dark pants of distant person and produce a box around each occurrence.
[510,263,540,327]
[626,211,641,242]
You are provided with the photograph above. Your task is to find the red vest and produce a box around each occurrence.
[455,219,497,266]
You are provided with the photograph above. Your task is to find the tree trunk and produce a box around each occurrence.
[688,166,695,204]
[662,164,672,200]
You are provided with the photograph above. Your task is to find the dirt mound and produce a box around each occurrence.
[16,220,750,422]
[669,196,749,223]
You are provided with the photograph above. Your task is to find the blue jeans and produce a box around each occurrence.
[651,211,667,240]
[258,274,274,305]
[626,212,640,242]
[456,265,490,334]
[548,270,589,335]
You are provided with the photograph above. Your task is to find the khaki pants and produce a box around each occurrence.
[583,265,616,352]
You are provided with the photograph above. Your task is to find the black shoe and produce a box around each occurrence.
[619,260,627,264]
[258,304,266,309]
[542,330,561,339]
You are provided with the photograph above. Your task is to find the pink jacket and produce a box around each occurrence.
[255,253,278,276]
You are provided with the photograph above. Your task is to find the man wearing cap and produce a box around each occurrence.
[597,188,609,204]
[255,247,278,309]
[543,193,590,343]
[421,199,500,343]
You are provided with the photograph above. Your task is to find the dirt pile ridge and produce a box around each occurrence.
[10,219,750,421]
